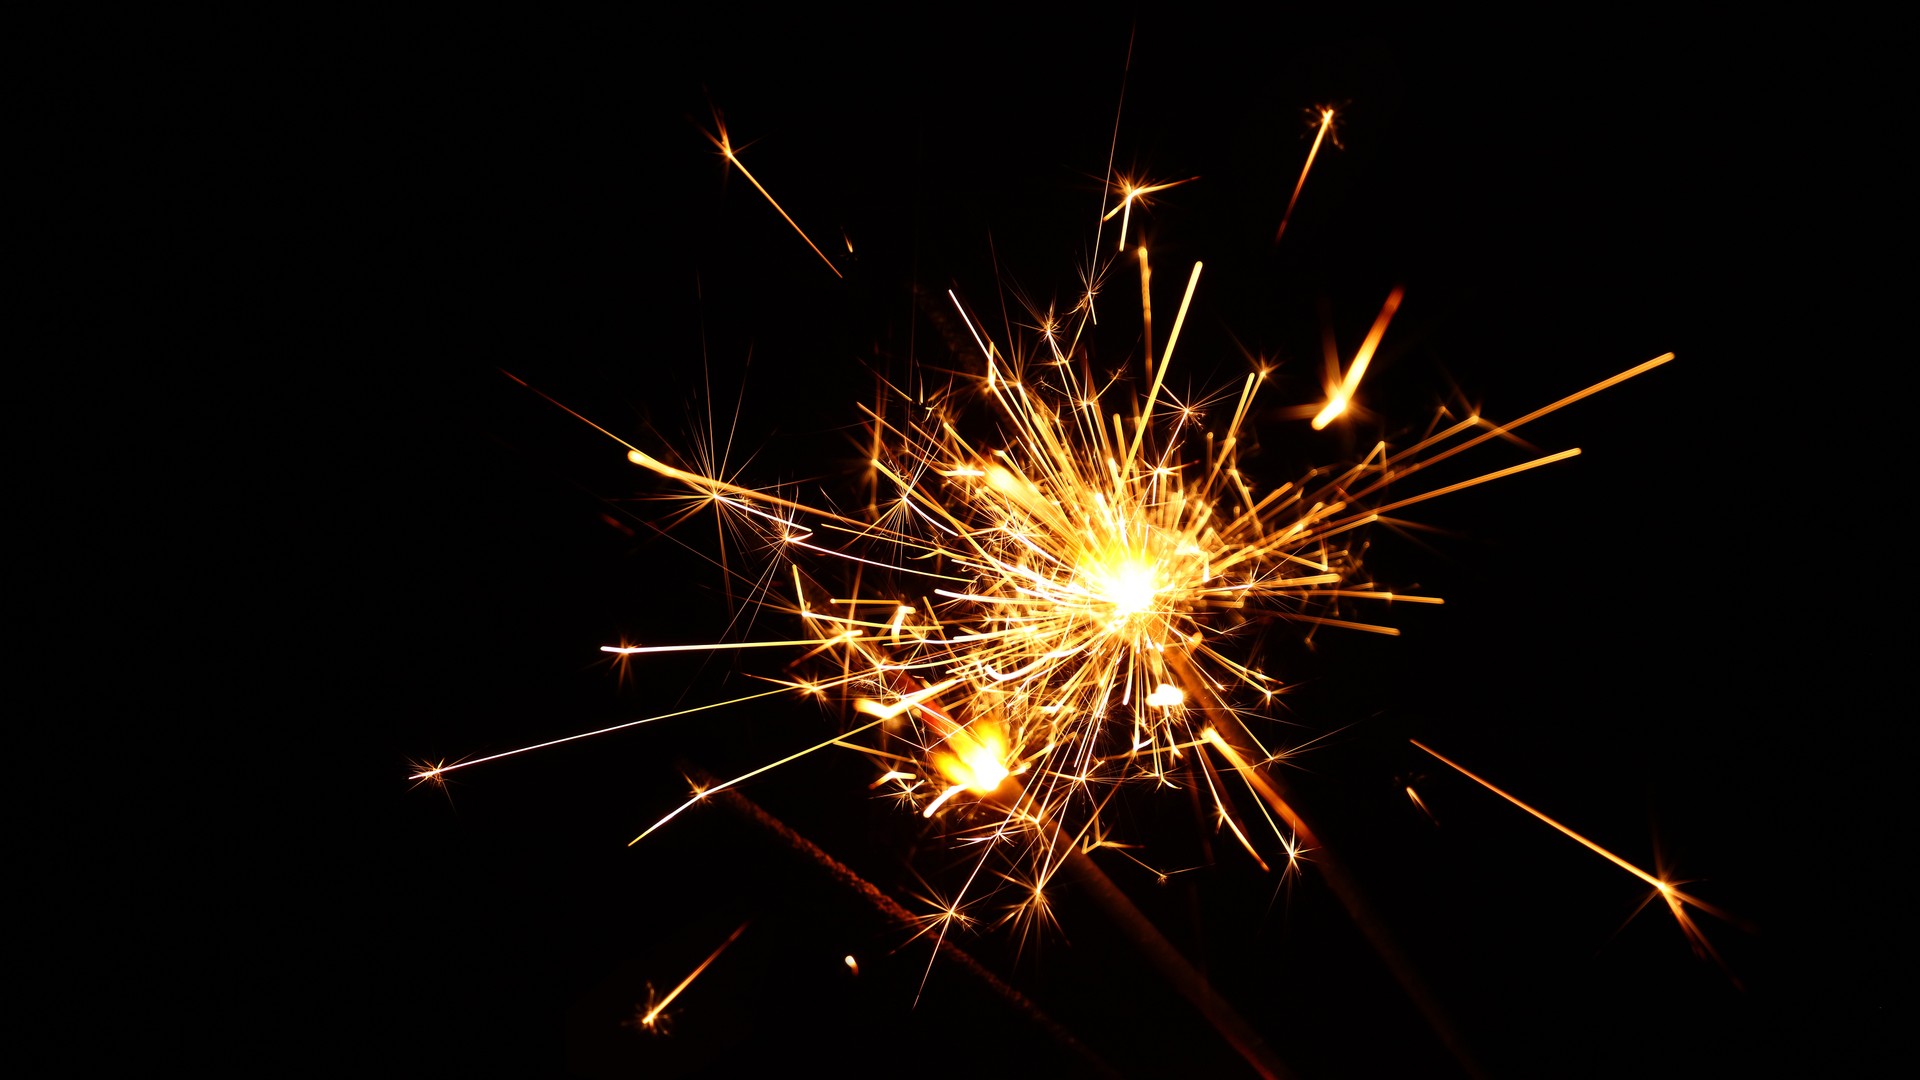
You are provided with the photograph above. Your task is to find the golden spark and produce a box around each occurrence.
[631,921,750,1034]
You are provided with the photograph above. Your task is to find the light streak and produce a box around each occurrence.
[1312,285,1403,429]
[634,921,750,1033]
[1274,107,1337,245]
[702,120,842,279]
[406,686,793,781]
[629,717,889,845]
[1411,738,1741,952]
[1102,174,1200,251]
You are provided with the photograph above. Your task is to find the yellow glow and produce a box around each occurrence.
[933,724,1011,795]
[1083,550,1160,619]
[1312,285,1404,430]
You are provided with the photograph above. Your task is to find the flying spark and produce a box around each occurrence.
[1274,106,1339,245]
[630,921,751,1034]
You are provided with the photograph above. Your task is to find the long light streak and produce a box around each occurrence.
[1410,739,1735,923]
[702,123,843,278]
[408,686,794,781]
[635,921,751,1031]
[1274,107,1336,245]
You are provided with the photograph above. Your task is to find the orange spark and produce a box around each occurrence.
[702,122,842,279]
[1405,784,1438,825]
[1102,174,1200,251]
[634,921,750,1033]
[1312,285,1404,429]
[1275,107,1337,245]
[1411,739,1740,965]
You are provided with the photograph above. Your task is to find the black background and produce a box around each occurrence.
[317,11,1892,1078]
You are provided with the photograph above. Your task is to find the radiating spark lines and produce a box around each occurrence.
[595,232,1673,943]
[420,87,1718,1056]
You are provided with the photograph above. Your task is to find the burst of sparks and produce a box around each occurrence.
[426,96,1706,985]
[601,235,1673,938]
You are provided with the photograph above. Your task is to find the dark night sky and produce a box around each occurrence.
[318,12,1891,1078]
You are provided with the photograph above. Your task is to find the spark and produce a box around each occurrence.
[632,921,750,1033]
[702,119,842,279]
[407,758,461,806]
[406,687,792,781]
[1102,173,1200,251]
[1405,783,1438,825]
[1312,284,1403,429]
[1274,106,1338,245]
[1411,739,1739,963]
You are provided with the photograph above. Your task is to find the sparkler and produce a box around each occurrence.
[550,160,1685,949]
[410,33,1750,1075]
[434,121,1700,999]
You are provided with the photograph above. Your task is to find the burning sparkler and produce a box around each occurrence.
[428,106,1700,998]
[406,27,1756,1076]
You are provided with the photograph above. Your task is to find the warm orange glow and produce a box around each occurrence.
[1145,683,1184,708]
[1312,285,1404,429]
[1405,784,1436,824]
[933,723,1012,796]
[1081,548,1160,620]
[600,328,1666,874]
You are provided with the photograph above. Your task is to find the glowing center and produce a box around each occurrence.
[934,725,1010,795]
[1087,555,1159,619]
